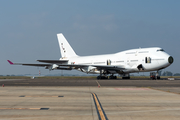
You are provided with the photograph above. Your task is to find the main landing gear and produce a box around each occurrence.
[97,75,117,79]
[96,70,131,80]
[97,70,117,79]
[97,69,109,79]
[122,73,130,79]
[97,76,108,79]
[109,75,117,79]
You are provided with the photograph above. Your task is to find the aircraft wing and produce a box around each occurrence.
[58,64,125,70]
[8,60,125,71]
[37,60,68,64]
[7,60,51,67]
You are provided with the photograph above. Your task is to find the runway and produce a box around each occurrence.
[0,78,180,87]
[0,78,180,120]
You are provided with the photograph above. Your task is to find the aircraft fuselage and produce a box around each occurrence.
[65,47,173,74]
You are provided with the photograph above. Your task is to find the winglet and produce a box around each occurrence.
[7,60,14,65]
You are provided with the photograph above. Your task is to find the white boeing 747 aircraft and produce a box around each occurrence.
[8,33,173,79]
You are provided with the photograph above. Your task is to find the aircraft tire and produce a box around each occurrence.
[109,76,117,79]
[97,76,108,79]
[157,76,160,80]
[122,77,130,79]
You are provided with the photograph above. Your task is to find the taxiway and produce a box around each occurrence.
[0,78,180,120]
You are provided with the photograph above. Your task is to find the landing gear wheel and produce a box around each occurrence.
[109,75,117,79]
[97,76,101,79]
[122,76,130,79]
[97,76,108,79]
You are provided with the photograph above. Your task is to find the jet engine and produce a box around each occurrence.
[79,66,99,74]
[45,64,59,70]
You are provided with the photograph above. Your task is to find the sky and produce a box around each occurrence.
[1,0,180,76]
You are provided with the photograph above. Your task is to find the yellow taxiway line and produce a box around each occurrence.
[92,93,106,120]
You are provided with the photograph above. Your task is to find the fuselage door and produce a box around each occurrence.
[145,57,151,63]
[107,59,111,65]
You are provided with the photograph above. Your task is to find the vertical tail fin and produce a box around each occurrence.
[57,33,77,59]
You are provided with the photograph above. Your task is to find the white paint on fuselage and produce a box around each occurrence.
[63,47,171,74]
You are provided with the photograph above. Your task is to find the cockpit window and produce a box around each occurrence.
[157,49,165,52]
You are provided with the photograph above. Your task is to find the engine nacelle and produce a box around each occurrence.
[88,66,97,72]
[79,66,99,74]
[52,64,59,70]
[45,64,59,70]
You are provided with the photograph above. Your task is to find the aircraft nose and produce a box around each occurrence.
[168,56,174,64]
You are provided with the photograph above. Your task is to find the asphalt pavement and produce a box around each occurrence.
[0,78,180,87]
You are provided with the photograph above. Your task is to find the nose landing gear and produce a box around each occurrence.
[150,71,161,80]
